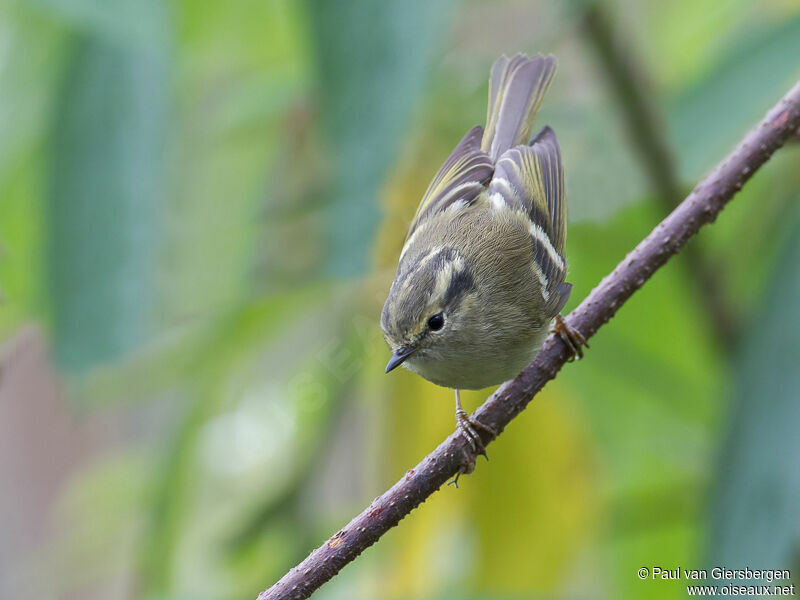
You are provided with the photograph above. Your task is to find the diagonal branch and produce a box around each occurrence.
[258,80,800,600]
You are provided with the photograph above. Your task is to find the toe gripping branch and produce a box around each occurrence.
[451,406,497,487]
[448,314,588,488]
[553,314,589,361]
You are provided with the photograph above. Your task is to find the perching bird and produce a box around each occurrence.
[381,53,586,458]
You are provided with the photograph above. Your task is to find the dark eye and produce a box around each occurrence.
[427,313,445,331]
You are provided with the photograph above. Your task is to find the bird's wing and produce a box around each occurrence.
[488,126,567,313]
[406,125,494,238]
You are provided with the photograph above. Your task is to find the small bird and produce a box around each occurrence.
[381,53,586,458]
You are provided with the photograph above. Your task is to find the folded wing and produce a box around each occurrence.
[406,125,494,238]
[488,126,568,314]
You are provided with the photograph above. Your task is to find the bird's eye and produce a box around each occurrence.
[427,313,445,331]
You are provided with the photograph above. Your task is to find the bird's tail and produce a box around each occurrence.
[481,53,557,161]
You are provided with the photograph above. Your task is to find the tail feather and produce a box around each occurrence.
[482,53,556,161]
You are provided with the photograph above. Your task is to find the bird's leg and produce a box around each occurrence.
[453,389,496,459]
[553,314,589,361]
[449,389,497,487]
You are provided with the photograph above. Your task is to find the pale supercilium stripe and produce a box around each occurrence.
[400,220,429,261]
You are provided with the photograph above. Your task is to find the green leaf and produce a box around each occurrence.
[668,14,800,180]
[305,0,448,276]
[706,209,800,576]
[0,5,68,181]
[26,0,169,49]
[46,6,169,371]
[0,7,70,333]
[161,0,308,318]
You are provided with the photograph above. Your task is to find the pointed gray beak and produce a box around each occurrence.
[385,347,417,373]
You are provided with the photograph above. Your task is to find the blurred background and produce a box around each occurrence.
[1,0,799,598]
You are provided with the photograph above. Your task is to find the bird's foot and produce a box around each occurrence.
[553,314,589,361]
[448,408,498,487]
[448,391,497,488]
[456,407,496,458]
[447,458,472,489]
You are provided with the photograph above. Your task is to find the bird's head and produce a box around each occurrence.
[380,245,477,374]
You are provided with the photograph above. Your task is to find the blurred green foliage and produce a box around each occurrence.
[307,0,448,276]
[708,209,800,580]
[48,22,168,369]
[1,1,799,599]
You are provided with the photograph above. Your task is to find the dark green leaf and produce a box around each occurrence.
[27,0,169,48]
[707,209,800,576]
[668,15,800,180]
[305,0,448,276]
[47,6,169,371]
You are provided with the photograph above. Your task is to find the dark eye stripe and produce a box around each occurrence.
[442,267,474,307]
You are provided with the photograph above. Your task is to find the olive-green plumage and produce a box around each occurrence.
[381,53,570,391]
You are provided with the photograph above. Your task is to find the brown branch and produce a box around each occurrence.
[257,80,800,600]
[581,3,739,350]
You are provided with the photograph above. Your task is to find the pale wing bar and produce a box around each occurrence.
[488,126,567,313]
[407,126,494,237]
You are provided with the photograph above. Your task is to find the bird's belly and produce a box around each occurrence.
[404,328,548,390]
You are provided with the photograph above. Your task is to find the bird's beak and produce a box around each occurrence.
[385,347,417,373]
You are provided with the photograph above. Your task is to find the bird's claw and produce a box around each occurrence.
[553,314,589,361]
[456,408,496,458]
[448,391,497,488]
